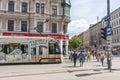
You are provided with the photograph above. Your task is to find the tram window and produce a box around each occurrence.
[9,44,14,52]
[31,48,36,55]
[0,44,3,52]
[21,44,28,54]
[55,43,60,54]
[39,46,42,55]
[21,45,24,53]
[49,43,55,54]
[3,45,8,54]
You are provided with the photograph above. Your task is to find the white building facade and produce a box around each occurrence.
[111,7,120,51]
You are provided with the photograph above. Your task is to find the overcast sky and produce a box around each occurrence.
[68,0,120,37]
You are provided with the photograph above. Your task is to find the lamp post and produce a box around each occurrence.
[28,0,31,36]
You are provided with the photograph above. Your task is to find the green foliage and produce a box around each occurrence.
[68,36,82,49]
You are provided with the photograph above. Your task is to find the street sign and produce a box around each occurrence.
[106,26,112,36]
[104,15,110,22]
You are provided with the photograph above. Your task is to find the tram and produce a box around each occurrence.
[0,36,61,64]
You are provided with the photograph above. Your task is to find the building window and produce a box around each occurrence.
[37,22,43,33]
[114,30,116,35]
[112,22,113,27]
[52,6,57,16]
[119,12,120,17]
[116,14,118,18]
[114,15,115,19]
[117,29,119,34]
[41,3,45,14]
[117,38,119,42]
[8,1,14,12]
[36,3,40,13]
[63,25,66,33]
[21,21,27,32]
[119,19,120,24]
[117,21,119,26]
[52,23,57,33]
[114,22,116,26]
[8,20,14,31]
[22,2,27,12]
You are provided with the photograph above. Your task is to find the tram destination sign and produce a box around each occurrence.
[30,39,48,47]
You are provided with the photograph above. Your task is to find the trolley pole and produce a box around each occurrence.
[106,0,112,72]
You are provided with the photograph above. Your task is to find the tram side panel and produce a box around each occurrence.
[0,37,61,64]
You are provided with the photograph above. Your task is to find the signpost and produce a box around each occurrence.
[106,0,112,72]
[104,15,110,22]
[106,26,113,36]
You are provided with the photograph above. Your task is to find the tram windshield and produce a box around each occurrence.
[49,42,61,54]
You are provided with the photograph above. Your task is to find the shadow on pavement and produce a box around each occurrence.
[75,68,120,77]
[75,72,102,77]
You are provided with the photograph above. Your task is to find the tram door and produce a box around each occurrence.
[48,43,57,58]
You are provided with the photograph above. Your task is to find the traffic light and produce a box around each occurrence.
[101,27,106,40]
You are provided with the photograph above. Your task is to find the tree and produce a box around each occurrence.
[69,36,82,50]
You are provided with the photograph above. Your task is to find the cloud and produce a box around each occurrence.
[71,0,106,22]
[69,0,120,38]
[68,19,89,37]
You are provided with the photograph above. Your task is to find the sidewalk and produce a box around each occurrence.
[0,56,119,80]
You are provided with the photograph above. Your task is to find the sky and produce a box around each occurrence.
[68,0,120,37]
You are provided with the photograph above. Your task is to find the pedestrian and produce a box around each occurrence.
[86,51,91,62]
[92,50,95,59]
[100,52,105,66]
[78,51,85,67]
[72,51,77,67]
[69,50,73,61]
[96,50,100,62]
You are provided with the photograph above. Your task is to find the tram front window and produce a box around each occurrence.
[49,43,60,54]
[55,43,60,54]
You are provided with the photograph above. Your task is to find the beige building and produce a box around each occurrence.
[0,0,71,55]
[83,29,90,49]
[78,32,83,46]
[89,21,105,50]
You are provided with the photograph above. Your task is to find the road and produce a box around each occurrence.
[0,56,120,80]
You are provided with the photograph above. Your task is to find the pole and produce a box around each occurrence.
[28,0,31,62]
[107,0,112,72]
[97,16,99,50]
[29,0,31,36]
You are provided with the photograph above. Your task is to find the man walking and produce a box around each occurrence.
[72,51,77,67]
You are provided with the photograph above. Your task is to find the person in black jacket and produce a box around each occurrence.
[72,51,77,67]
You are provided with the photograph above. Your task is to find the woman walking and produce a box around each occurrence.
[100,52,105,66]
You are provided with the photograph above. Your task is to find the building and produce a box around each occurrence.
[110,7,120,51]
[0,0,71,55]
[89,21,105,50]
[83,29,90,50]
[78,32,83,46]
